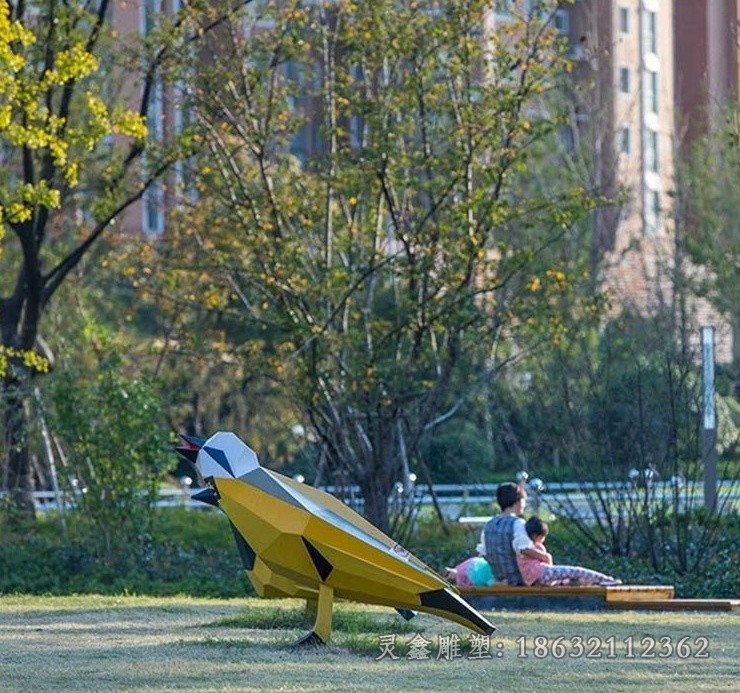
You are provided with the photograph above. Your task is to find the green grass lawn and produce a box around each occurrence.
[0,595,737,692]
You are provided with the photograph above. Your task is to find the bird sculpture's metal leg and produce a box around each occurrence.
[294,583,334,646]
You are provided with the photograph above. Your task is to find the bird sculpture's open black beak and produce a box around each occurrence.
[174,434,219,506]
[191,486,219,507]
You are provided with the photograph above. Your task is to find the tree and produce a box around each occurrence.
[176,0,597,532]
[48,344,172,567]
[484,283,738,567]
[677,102,740,374]
[0,1,250,515]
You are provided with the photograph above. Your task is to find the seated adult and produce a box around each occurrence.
[483,482,549,585]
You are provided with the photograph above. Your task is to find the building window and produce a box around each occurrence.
[559,124,575,151]
[145,77,163,141]
[646,10,657,54]
[646,129,659,173]
[619,7,629,34]
[647,71,659,113]
[554,9,569,34]
[620,126,630,154]
[284,60,310,160]
[141,0,161,36]
[143,183,164,235]
[645,190,661,233]
[174,82,199,202]
[143,75,164,234]
[619,67,630,93]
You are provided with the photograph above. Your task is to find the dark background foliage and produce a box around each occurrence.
[1,506,737,599]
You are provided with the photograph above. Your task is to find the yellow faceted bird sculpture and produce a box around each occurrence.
[176,431,495,644]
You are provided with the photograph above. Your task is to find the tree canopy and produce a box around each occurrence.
[679,103,740,369]
[0,0,251,514]
[154,0,599,530]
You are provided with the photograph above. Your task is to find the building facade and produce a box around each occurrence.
[113,0,737,361]
[109,0,191,237]
[548,0,674,311]
[553,0,736,363]
[674,0,739,146]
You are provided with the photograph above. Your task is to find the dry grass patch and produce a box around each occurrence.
[0,595,737,692]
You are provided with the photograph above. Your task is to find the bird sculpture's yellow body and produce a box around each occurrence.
[176,431,495,644]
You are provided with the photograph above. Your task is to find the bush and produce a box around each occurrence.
[419,422,496,484]
[0,508,250,597]
[405,518,481,573]
[47,362,173,568]
[2,506,736,600]
[406,511,739,599]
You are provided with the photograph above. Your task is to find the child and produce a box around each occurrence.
[516,516,622,587]
[445,528,496,587]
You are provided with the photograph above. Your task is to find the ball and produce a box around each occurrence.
[467,557,494,586]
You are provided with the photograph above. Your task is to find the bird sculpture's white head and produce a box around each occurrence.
[195,431,260,481]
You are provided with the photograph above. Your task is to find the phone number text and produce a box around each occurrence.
[515,635,710,659]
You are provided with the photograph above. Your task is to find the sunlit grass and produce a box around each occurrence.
[0,595,737,692]
[208,603,419,634]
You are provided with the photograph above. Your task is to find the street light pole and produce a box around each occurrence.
[701,326,718,512]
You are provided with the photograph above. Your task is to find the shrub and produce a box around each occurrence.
[405,510,739,599]
[2,506,735,600]
[47,363,172,568]
[0,508,250,597]
[405,518,481,573]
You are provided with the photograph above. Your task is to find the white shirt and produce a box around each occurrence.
[512,517,534,553]
[476,529,486,555]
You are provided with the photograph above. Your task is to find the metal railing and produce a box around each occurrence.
[24,479,739,518]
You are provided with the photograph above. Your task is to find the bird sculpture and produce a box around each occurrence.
[175,431,495,644]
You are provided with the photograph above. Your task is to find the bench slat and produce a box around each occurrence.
[604,586,675,602]
[606,599,739,612]
[457,585,673,601]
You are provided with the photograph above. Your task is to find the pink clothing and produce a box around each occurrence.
[448,557,495,587]
[516,540,552,586]
[516,540,621,586]
[450,557,477,587]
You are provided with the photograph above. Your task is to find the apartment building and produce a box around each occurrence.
[547,0,736,363]
[543,0,675,312]
[114,0,736,360]
[109,0,191,237]
[674,0,738,365]
[675,0,739,147]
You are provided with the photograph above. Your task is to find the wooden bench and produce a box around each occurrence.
[605,598,740,613]
[457,584,675,612]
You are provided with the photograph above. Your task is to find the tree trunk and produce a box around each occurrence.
[2,372,36,520]
[359,475,392,535]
